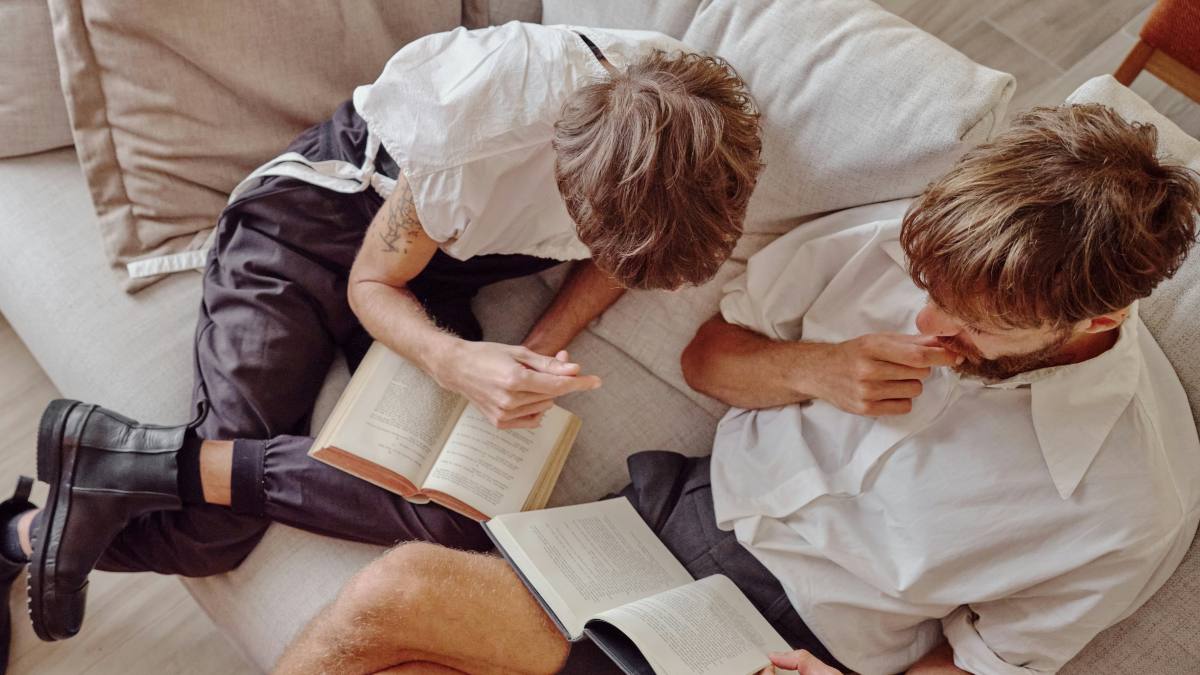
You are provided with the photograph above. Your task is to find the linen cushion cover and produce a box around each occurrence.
[46,0,464,291]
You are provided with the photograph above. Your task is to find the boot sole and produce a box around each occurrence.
[29,398,85,642]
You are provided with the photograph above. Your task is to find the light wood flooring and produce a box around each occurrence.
[1,1,1198,673]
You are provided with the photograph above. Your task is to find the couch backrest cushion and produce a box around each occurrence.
[48,0,464,291]
[0,0,73,157]
[542,0,702,39]
[683,0,1015,234]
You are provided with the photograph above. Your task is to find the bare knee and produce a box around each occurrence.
[335,542,447,632]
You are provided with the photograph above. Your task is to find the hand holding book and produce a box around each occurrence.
[486,499,793,675]
[310,342,582,521]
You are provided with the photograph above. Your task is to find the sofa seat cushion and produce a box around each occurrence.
[0,148,199,421]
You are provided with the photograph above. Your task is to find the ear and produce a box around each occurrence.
[1076,307,1130,334]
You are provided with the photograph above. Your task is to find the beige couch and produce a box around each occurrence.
[0,1,1197,672]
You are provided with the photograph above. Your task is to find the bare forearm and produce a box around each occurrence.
[907,643,968,674]
[681,316,830,409]
[349,280,460,377]
[523,260,625,355]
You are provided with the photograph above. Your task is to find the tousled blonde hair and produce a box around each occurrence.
[901,104,1200,328]
[554,51,763,290]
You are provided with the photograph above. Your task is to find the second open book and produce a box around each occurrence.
[309,342,581,521]
[486,498,791,675]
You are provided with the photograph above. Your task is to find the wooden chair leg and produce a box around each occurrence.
[1115,40,1155,86]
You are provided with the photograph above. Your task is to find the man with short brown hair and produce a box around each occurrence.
[273,104,1200,674]
[0,21,764,647]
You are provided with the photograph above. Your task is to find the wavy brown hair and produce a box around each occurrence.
[554,50,763,290]
[901,104,1200,329]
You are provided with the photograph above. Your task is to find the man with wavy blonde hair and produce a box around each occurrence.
[274,104,1200,674]
[0,22,764,649]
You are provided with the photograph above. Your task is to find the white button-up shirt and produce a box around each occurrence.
[353,22,690,261]
[711,217,1200,674]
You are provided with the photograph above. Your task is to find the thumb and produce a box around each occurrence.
[555,350,570,363]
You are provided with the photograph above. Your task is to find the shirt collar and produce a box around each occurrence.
[977,303,1144,499]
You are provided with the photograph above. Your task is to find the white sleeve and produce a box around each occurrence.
[405,165,473,247]
[719,222,887,339]
[942,545,1165,675]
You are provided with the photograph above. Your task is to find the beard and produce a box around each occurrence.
[937,331,1073,381]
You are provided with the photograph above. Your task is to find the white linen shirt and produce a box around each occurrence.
[352,22,690,261]
[711,217,1200,674]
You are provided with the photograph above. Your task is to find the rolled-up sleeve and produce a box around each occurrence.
[942,541,1167,675]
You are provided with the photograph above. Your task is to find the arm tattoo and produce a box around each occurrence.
[379,181,422,255]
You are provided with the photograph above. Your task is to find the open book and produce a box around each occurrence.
[485,498,791,675]
[309,342,581,521]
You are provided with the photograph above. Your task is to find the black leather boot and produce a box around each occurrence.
[0,476,36,674]
[29,400,193,642]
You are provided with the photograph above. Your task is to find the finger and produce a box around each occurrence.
[514,348,581,376]
[769,650,839,675]
[891,344,960,369]
[496,413,543,430]
[868,379,923,401]
[497,398,556,422]
[863,398,914,416]
[515,369,603,396]
[555,350,570,362]
[868,360,932,381]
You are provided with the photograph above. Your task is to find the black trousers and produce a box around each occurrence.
[96,101,561,575]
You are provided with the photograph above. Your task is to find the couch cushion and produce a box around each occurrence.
[0,0,73,157]
[542,0,702,39]
[684,0,1014,236]
[47,0,464,292]
[0,148,199,420]
[1060,75,1200,675]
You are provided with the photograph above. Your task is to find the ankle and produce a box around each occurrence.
[199,440,234,506]
[17,509,39,557]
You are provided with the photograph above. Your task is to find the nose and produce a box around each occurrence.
[915,302,961,337]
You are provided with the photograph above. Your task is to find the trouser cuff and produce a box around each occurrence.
[230,439,268,517]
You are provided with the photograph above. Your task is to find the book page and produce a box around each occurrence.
[327,343,465,482]
[591,575,791,675]
[485,498,692,639]
[421,404,572,518]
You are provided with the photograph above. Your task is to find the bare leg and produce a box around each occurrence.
[199,440,234,506]
[274,542,569,675]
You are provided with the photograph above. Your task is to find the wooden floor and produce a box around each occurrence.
[0,2,1197,673]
